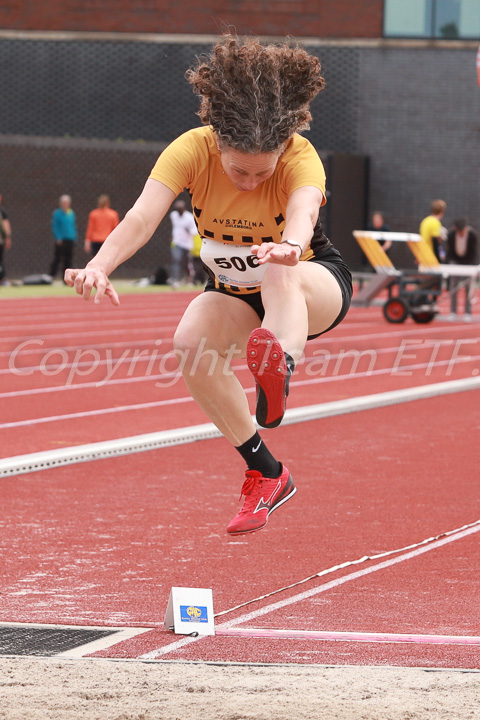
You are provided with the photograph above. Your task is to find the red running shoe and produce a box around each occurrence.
[226,465,296,535]
[247,328,288,428]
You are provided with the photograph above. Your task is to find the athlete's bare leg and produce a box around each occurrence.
[173,292,260,446]
[174,264,343,445]
[260,261,343,361]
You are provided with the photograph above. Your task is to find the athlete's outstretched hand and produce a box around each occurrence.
[64,267,120,306]
[251,242,301,267]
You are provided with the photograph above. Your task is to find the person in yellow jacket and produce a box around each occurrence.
[419,199,447,261]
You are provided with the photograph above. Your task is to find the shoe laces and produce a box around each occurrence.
[238,470,266,510]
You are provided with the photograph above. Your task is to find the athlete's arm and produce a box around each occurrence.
[252,186,323,266]
[65,179,176,304]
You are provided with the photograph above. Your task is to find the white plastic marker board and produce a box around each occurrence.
[164,587,215,636]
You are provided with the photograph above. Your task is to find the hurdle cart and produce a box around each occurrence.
[352,230,479,323]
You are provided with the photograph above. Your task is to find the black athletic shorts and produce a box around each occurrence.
[204,244,352,340]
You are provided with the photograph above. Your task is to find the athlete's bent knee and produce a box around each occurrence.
[173,325,221,376]
[262,263,302,293]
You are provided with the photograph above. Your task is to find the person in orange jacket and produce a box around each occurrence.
[85,195,120,258]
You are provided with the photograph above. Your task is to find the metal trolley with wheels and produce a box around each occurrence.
[382,273,441,324]
[353,230,479,324]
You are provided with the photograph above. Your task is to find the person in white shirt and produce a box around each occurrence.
[169,199,197,286]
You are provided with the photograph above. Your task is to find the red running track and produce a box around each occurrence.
[1,292,479,456]
[1,290,480,668]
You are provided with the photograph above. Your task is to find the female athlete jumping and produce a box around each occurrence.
[65,35,352,535]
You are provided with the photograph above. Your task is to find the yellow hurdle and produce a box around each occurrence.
[406,239,440,270]
[354,234,395,273]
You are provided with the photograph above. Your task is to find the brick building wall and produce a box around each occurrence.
[0,0,384,37]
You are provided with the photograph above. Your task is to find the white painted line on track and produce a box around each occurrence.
[0,325,177,345]
[0,394,196,429]
[139,521,480,659]
[0,338,159,360]
[57,627,153,658]
[1,312,476,352]
[216,627,480,646]
[1,343,478,400]
[1,352,479,429]
[1,315,181,334]
[0,307,183,324]
[1,376,479,477]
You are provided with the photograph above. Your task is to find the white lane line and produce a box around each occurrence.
[0,394,196,431]
[0,319,385,359]
[0,307,184,324]
[0,315,181,334]
[2,334,478,389]
[139,522,480,659]
[57,627,152,658]
[1,376,479,476]
[1,342,479,401]
[0,325,177,345]
[1,313,476,353]
[215,627,480,646]
[0,338,159,360]
[1,350,479,429]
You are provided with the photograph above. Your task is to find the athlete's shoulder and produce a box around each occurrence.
[169,126,216,153]
[279,135,323,172]
[283,134,319,157]
[150,126,216,194]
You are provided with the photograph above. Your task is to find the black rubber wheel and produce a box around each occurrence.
[383,298,409,323]
[411,310,436,324]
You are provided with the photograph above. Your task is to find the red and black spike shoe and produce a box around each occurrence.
[246,328,289,428]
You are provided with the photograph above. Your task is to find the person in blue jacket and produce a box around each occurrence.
[50,195,78,279]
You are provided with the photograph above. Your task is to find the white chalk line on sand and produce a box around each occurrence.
[1,375,479,478]
[139,521,480,659]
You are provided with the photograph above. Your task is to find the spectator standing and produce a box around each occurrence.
[85,195,120,258]
[169,199,197,287]
[50,195,77,279]
[367,211,392,252]
[446,218,478,316]
[419,199,447,261]
[0,193,12,282]
[190,232,206,285]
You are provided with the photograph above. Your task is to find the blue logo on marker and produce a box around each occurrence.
[180,605,208,623]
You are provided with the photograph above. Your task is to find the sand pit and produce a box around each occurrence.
[0,657,478,719]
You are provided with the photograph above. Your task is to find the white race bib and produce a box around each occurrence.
[200,237,267,287]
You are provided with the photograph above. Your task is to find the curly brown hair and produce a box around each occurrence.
[186,35,326,153]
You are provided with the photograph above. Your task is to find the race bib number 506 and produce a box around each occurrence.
[200,237,267,287]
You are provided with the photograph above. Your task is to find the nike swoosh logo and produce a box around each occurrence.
[251,440,262,453]
[254,480,282,513]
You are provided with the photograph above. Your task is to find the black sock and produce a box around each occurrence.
[235,432,282,478]
[284,352,295,397]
